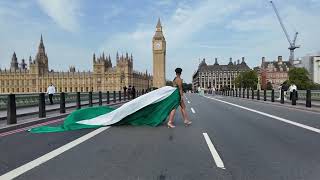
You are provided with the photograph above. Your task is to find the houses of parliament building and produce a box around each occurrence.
[0,35,152,94]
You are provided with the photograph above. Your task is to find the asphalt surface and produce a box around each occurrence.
[1,93,320,180]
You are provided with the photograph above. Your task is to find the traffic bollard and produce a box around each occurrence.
[39,93,46,118]
[76,92,81,109]
[7,94,17,125]
[60,92,66,113]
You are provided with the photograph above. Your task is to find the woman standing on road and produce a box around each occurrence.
[167,68,192,128]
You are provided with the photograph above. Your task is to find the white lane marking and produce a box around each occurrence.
[206,96,320,134]
[191,107,196,114]
[188,101,190,104]
[0,127,110,180]
[203,133,225,169]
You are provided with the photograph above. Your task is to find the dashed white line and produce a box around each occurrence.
[203,133,225,169]
[187,101,190,104]
[0,127,110,180]
[205,96,320,134]
[191,107,196,114]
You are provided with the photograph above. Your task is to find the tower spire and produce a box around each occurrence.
[156,18,162,28]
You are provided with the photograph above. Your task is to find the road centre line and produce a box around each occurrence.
[191,107,196,114]
[205,96,320,134]
[0,127,110,180]
[203,133,225,169]
[188,101,190,104]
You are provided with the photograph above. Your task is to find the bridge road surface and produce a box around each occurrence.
[1,94,320,180]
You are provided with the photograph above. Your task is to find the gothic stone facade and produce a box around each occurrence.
[152,18,166,88]
[259,56,293,89]
[192,57,251,91]
[0,36,152,94]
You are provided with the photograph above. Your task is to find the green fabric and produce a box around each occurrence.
[115,88,180,126]
[29,106,115,133]
[29,88,180,133]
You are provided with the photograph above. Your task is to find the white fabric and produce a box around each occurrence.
[47,86,56,94]
[77,86,177,126]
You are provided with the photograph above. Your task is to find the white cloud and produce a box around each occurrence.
[37,0,81,32]
[103,5,123,22]
[98,0,247,81]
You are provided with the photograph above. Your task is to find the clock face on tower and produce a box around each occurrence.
[154,41,162,50]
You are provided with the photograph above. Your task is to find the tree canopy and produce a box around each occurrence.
[288,68,312,90]
[234,70,258,89]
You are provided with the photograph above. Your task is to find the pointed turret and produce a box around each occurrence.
[241,57,246,64]
[93,53,96,63]
[20,59,27,70]
[214,58,219,65]
[29,56,32,64]
[116,51,119,61]
[153,18,164,39]
[39,34,44,49]
[156,18,162,29]
[10,52,19,71]
[228,57,233,65]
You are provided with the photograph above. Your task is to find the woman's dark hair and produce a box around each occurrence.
[175,68,182,74]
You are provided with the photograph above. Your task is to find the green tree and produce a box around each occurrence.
[166,81,173,86]
[234,70,258,89]
[288,68,312,90]
[311,83,320,90]
[182,83,192,92]
[266,81,273,90]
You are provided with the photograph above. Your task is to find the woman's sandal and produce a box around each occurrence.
[184,120,192,127]
[167,122,176,128]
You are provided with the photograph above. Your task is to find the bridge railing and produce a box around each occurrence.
[2,89,148,125]
[215,89,320,108]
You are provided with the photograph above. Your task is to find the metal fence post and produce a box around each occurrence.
[271,89,275,102]
[142,89,145,95]
[7,94,17,125]
[99,91,102,106]
[280,90,284,104]
[292,90,297,105]
[76,92,81,109]
[60,92,66,113]
[107,91,110,104]
[247,89,249,99]
[252,89,254,99]
[113,91,116,103]
[119,91,122,102]
[257,90,260,100]
[264,90,267,101]
[39,93,46,118]
[236,89,238,97]
[243,89,245,98]
[89,91,93,107]
[306,90,311,107]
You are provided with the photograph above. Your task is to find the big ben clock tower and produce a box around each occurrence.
[152,18,166,88]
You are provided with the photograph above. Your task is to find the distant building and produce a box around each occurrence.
[0,35,152,94]
[295,55,320,84]
[192,57,251,91]
[259,56,293,89]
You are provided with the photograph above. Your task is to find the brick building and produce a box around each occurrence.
[259,56,293,89]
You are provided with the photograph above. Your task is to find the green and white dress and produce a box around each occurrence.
[30,86,180,133]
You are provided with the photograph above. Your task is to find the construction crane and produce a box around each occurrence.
[270,1,300,63]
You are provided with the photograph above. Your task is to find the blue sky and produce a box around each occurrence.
[0,0,319,83]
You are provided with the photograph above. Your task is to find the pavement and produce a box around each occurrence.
[0,98,118,120]
[1,93,320,180]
